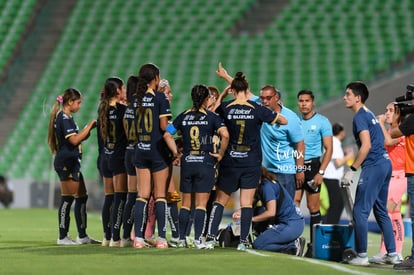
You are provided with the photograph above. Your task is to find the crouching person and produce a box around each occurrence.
[233,167,305,255]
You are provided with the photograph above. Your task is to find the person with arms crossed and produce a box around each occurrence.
[205,71,287,251]
[260,85,305,199]
[47,88,99,245]
[343,81,398,266]
[295,89,333,257]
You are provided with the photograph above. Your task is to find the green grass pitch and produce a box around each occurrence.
[0,208,408,274]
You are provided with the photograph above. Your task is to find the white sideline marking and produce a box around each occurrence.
[293,257,372,275]
[245,249,269,257]
[245,248,373,274]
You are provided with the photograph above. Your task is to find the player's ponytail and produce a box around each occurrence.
[47,97,61,154]
[98,77,123,143]
[47,88,81,155]
[126,75,138,105]
[231,72,248,94]
[191,84,209,120]
[136,63,160,114]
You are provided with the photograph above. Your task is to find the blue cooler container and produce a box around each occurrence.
[312,224,355,261]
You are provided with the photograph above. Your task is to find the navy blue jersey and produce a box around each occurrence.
[53,111,82,181]
[54,110,81,159]
[216,99,279,167]
[124,97,138,148]
[104,102,127,158]
[259,179,303,224]
[170,108,226,167]
[352,106,389,168]
[135,89,171,158]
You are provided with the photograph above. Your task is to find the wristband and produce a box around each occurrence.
[296,167,304,173]
[350,166,357,171]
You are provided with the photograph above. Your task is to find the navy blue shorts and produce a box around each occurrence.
[134,149,169,172]
[124,147,136,176]
[54,151,81,181]
[180,163,215,193]
[216,165,261,193]
[100,153,126,178]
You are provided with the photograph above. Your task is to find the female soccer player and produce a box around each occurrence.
[98,77,128,247]
[133,63,172,249]
[47,88,99,245]
[205,72,287,251]
[164,84,229,248]
[120,75,139,247]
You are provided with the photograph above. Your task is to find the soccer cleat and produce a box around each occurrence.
[384,253,402,265]
[369,253,386,264]
[194,240,207,249]
[76,235,101,245]
[185,236,195,248]
[168,237,180,248]
[369,253,402,265]
[109,239,121,247]
[155,237,169,248]
[236,243,247,251]
[145,236,157,247]
[120,238,134,247]
[295,237,306,257]
[101,238,110,247]
[57,236,78,245]
[348,255,369,266]
[205,240,216,250]
[134,237,149,249]
[176,239,187,248]
[304,243,313,258]
[394,256,414,270]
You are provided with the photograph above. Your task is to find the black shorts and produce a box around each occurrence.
[180,163,215,193]
[216,165,261,193]
[54,151,81,181]
[297,157,321,194]
[124,147,136,176]
[134,148,170,172]
[100,152,126,178]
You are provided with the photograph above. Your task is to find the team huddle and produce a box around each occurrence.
[47,62,414,269]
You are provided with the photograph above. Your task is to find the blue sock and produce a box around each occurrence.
[310,211,321,244]
[155,198,167,239]
[111,192,126,241]
[102,194,114,240]
[122,192,137,239]
[206,202,224,240]
[134,198,148,238]
[58,196,74,239]
[74,196,88,238]
[179,207,191,240]
[240,206,253,244]
[167,202,179,239]
[186,206,195,237]
[194,207,206,241]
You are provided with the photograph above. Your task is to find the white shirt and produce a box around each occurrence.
[324,136,344,180]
